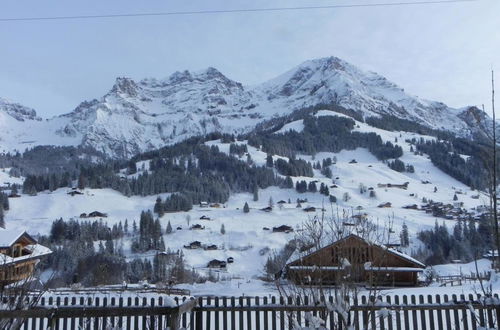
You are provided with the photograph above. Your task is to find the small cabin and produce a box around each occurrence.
[378,202,392,208]
[272,225,293,233]
[227,257,234,263]
[190,224,205,230]
[87,211,107,218]
[283,234,425,287]
[184,241,202,249]
[207,259,227,269]
[205,244,218,251]
[261,207,273,213]
[199,215,211,220]
[303,207,316,212]
[0,229,52,286]
[199,201,209,208]
[67,191,83,196]
[277,200,287,204]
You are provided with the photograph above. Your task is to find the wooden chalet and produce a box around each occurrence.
[207,259,226,269]
[0,229,52,287]
[273,225,293,233]
[283,234,425,287]
[190,224,205,230]
[184,241,202,249]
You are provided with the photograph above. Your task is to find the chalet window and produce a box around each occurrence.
[12,244,22,258]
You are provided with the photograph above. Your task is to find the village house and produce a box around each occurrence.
[207,259,227,269]
[377,202,392,208]
[184,241,202,249]
[272,225,293,233]
[67,190,83,196]
[0,229,52,287]
[282,234,425,287]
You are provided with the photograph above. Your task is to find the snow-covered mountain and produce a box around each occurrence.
[0,57,494,158]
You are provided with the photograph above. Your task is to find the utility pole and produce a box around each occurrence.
[492,70,499,271]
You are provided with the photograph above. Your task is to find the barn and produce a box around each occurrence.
[283,234,425,287]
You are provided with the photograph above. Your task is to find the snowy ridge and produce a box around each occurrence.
[0,57,494,158]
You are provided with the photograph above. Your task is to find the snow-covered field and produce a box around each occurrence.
[2,114,496,296]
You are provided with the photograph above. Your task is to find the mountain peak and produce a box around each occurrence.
[0,98,41,122]
[110,77,139,97]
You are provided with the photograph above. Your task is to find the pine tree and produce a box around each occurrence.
[268,197,274,208]
[154,197,164,216]
[159,237,166,251]
[105,238,114,255]
[307,181,317,193]
[166,221,173,234]
[220,224,226,235]
[253,185,259,201]
[453,194,458,201]
[243,202,250,213]
[266,154,274,167]
[0,207,4,229]
[78,173,86,190]
[400,223,409,247]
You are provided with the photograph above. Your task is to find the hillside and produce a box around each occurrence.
[2,111,493,295]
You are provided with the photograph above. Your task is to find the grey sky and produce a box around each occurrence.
[0,0,498,117]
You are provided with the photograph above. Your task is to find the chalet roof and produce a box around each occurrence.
[0,244,52,265]
[0,229,37,248]
[287,233,425,269]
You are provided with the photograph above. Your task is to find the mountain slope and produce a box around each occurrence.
[0,57,494,158]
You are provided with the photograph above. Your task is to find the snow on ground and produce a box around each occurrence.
[275,120,304,134]
[0,168,23,186]
[431,259,492,277]
[2,115,495,296]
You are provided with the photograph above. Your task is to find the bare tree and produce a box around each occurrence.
[275,207,401,329]
[0,266,52,329]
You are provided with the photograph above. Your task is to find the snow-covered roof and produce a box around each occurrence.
[0,244,52,265]
[364,266,424,272]
[287,233,425,269]
[0,229,36,248]
[289,265,343,271]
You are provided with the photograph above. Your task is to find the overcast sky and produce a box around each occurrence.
[0,0,498,117]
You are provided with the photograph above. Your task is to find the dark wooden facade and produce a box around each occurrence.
[285,234,425,287]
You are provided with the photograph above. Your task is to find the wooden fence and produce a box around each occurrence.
[436,273,490,287]
[0,293,499,329]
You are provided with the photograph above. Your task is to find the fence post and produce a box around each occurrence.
[169,307,180,330]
